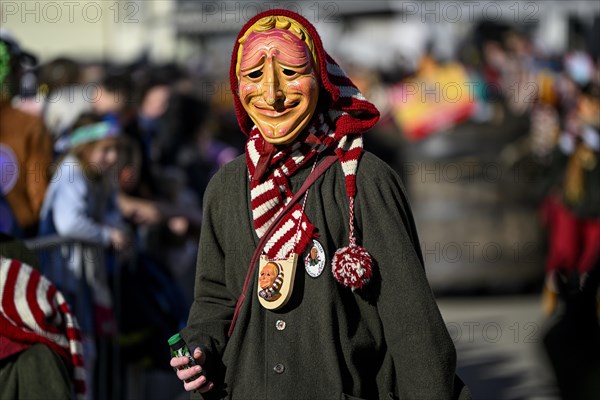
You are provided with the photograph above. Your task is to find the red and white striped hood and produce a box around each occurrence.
[0,256,86,399]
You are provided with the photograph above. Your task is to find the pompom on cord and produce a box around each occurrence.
[331,197,374,290]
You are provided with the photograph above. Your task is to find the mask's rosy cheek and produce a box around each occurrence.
[286,77,318,97]
[278,81,297,96]
[304,77,320,94]
[239,82,260,102]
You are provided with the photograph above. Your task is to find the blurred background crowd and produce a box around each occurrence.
[1,1,599,399]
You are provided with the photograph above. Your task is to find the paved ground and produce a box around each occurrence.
[438,295,560,400]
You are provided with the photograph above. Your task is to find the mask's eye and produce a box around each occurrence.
[282,69,296,76]
[248,70,263,79]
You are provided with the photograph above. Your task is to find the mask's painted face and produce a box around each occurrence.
[238,29,319,145]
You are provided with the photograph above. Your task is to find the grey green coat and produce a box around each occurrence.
[182,152,468,400]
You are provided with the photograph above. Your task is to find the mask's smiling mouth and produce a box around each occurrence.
[253,100,299,117]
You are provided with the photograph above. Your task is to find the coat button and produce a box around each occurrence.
[275,320,286,331]
[273,363,285,374]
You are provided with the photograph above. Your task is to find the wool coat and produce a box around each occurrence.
[182,152,469,400]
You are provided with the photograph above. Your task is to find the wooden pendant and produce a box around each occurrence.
[257,253,298,310]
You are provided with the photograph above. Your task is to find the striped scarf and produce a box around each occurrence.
[247,109,367,260]
[0,256,86,399]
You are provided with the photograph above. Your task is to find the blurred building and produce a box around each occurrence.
[2,1,598,72]
[1,0,176,63]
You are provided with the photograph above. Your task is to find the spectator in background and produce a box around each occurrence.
[43,84,94,155]
[0,234,86,400]
[13,56,84,120]
[117,69,204,279]
[92,71,135,119]
[38,58,95,154]
[136,74,172,165]
[541,82,600,315]
[116,134,201,247]
[0,31,52,238]
[96,71,159,199]
[183,113,241,206]
[37,57,82,95]
[38,113,127,398]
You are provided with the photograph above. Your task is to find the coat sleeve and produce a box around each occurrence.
[180,168,238,392]
[354,153,464,399]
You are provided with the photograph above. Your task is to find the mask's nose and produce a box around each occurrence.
[263,61,284,106]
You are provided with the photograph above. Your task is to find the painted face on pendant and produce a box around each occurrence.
[238,29,319,145]
[259,263,278,290]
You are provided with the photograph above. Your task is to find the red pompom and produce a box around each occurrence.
[331,244,374,290]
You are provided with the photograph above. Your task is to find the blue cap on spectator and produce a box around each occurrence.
[69,121,119,148]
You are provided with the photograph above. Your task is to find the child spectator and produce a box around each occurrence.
[38,113,127,398]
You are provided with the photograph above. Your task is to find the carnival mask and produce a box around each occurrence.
[238,29,319,145]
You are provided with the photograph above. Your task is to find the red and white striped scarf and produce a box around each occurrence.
[247,109,369,260]
[0,256,86,399]
[247,113,329,258]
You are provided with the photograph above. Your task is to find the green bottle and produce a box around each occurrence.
[168,333,202,382]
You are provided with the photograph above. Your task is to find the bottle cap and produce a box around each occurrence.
[168,333,183,346]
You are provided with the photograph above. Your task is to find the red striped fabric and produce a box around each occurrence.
[0,256,86,399]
